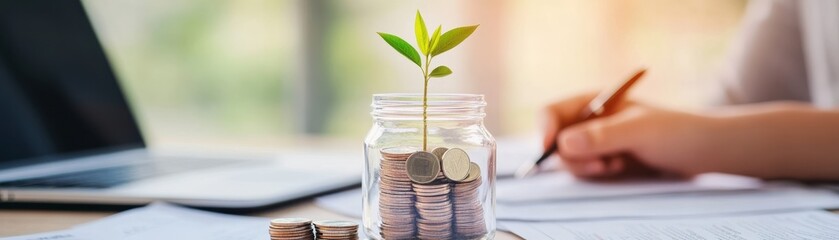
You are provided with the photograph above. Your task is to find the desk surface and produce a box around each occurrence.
[0,199,522,239]
[4,201,839,239]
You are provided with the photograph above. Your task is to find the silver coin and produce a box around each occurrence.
[431,147,449,160]
[441,148,471,181]
[462,162,482,182]
[406,151,441,184]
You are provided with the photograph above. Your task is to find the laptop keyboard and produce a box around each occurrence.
[0,157,239,189]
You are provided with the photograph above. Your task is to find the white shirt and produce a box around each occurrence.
[719,0,839,108]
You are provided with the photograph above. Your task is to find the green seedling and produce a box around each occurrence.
[377,11,478,151]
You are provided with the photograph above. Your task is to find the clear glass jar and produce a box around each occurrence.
[363,94,496,240]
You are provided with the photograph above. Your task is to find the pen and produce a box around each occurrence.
[515,68,647,178]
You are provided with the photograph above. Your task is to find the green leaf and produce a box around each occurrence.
[428,25,442,55]
[415,11,429,55]
[377,32,421,67]
[429,66,452,78]
[431,25,479,56]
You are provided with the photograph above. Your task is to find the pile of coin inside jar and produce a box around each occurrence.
[379,147,487,240]
[268,218,358,240]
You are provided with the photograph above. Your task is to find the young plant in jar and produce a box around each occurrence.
[377,11,478,152]
[373,11,491,240]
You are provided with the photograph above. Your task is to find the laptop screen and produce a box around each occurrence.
[0,0,144,166]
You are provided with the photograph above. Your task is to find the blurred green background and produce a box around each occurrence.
[81,0,747,148]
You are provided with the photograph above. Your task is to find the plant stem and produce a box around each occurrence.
[423,78,428,151]
[421,55,432,151]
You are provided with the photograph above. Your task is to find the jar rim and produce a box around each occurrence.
[373,93,485,104]
[371,93,486,120]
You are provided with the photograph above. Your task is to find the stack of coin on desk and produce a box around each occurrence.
[378,146,487,239]
[268,218,358,240]
[268,218,314,240]
[313,220,360,240]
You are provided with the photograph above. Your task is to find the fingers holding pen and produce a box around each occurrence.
[555,107,646,178]
[541,92,599,151]
[558,111,640,159]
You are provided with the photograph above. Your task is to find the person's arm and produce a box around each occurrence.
[702,102,839,179]
[547,96,839,181]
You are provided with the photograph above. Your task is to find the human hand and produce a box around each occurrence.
[543,92,714,179]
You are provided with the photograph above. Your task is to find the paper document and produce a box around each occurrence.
[497,172,762,203]
[503,210,839,240]
[497,186,839,221]
[495,137,541,177]
[314,174,839,238]
[2,230,81,240]
[5,203,269,240]
[316,179,839,222]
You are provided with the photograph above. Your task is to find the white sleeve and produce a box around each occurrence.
[799,1,839,108]
[713,0,809,106]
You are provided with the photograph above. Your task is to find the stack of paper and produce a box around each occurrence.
[503,210,839,239]
[496,172,762,203]
[314,171,839,239]
[495,172,839,221]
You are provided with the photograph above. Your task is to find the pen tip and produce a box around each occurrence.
[514,164,537,179]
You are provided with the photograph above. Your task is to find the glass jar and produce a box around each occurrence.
[363,93,496,240]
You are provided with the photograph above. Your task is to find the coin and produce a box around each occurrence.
[462,162,482,182]
[313,220,358,228]
[313,220,358,240]
[406,151,441,184]
[270,217,312,227]
[268,218,314,240]
[413,178,453,239]
[431,147,449,160]
[381,147,419,160]
[441,148,471,181]
[378,147,418,239]
[451,175,487,237]
[377,147,488,239]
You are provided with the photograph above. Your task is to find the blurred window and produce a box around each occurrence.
[82,0,746,147]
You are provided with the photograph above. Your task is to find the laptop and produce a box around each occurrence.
[0,0,360,209]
